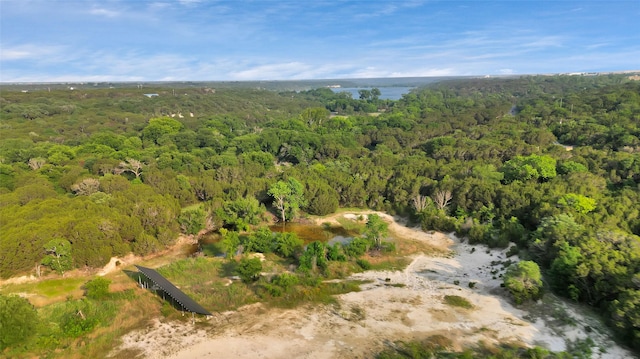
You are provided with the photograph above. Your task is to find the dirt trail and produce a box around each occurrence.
[114,212,634,359]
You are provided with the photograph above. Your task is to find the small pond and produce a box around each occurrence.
[268,223,356,244]
[195,223,358,256]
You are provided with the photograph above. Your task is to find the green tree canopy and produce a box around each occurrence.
[502,154,557,183]
[268,178,306,222]
[365,213,389,250]
[0,294,39,350]
[41,238,73,274]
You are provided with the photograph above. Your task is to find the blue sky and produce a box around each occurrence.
[1,0,639,82]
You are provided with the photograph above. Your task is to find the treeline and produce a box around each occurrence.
[0,75,639,350]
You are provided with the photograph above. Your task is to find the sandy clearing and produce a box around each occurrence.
[113,212,634,359]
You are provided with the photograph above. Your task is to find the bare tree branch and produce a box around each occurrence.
[411,195,429,212]
[432,190,452,210]
[116,158,143,178]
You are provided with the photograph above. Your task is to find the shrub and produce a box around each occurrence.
[272,273,299,289]
[298,241,328,274]
[236,257,262,283]
[327,243,347,261]
[243,227,273,253]
[443,295,473,309]
[0,294,39,350]
[503,261,543,304]
[61,311,98,337]
[506,245,519,257]
[84,277,111,300]
[344,237,371,258]
[273,232,304,258]
[467,223,491,245]
[356,259,371,270]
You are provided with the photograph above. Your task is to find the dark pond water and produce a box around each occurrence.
[268,223,356,244]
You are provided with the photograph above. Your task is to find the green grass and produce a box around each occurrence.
[156,257,259,313]
[0,277,86,298]
[368,257,410,271]
[335,216,366,234]
[2,291,133,359]
[259,279,365,309]
[443,295,474,309]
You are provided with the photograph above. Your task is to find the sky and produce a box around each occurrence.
[1,0,639,82]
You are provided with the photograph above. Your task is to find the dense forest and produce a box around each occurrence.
[1,74,639,352]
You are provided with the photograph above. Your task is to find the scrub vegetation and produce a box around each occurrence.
[1,74,639,357]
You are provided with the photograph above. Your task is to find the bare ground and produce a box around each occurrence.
[113,212,634,359]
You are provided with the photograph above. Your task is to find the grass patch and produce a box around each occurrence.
[2,287,152,359]
[377,340,569,359]
[335,216,365,234]
[0,277,86,305]
[156,257,259,313]
[368,257,410,271]
[259,278,365,309]
[443,295,474,309]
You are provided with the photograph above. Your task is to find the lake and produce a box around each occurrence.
[330,87,414,100]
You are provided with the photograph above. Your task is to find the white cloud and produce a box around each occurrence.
[229,62,324,81]
[177,0,203,5]
[0,44,66,61]
[89,7,120,18]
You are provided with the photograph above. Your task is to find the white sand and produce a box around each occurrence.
[113,213,634,359]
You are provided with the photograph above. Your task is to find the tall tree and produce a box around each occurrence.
[268,178,305,222]
[41,238,73,274]
[365,213,389,250]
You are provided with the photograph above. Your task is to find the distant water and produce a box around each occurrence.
[330,87,414,100]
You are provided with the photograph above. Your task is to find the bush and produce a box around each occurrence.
[504,261,543,304]
[468,223,491,245]
[356,259,371,270]
[327,243,347,261]
[262,283,283,297]
[272,273,299,289]
[420,212,459,233]
[243,227,273,253]
[443,295,474,309]
[236,257,262,283]
[84,277,111,300]
[273,232,304,258]
[298,241,328,274]
[61,311,98,337]
[0,294,39,350]
[506,245,519,257]
[344,237,371,258]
